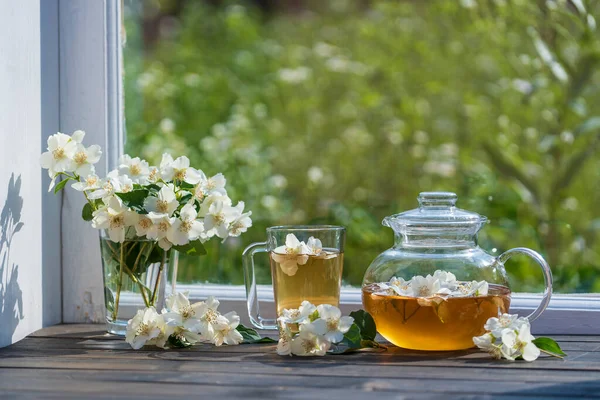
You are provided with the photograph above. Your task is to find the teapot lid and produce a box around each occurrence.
[383,192,487,235]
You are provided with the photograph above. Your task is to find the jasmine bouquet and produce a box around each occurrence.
[40,130,252,332]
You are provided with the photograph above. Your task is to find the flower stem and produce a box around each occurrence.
[113,241,126,321]
[151,249,168,305]
[131,242,148,274]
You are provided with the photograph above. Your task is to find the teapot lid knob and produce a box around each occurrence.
[418,192,458,208]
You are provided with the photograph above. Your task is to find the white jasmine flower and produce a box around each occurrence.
[167,203,205,245]
[157,238,174,251]
[125,307,170,349]
[40,132,78,175]
[271,234,311,276]
[195,173,227,201]
[72,174,101,191]
[161,291,203,333]
[290,330,330,356]
[278,301,317,326]
[198,193,232,217]
[117,174,134,193]
[118,154,150,184]
[134,214,154,237]
[299,300,317,319]
[433,270,459,291]
[484,314,524,337]
[171,326,203,345]
[311,304,354,343]
[228,208,252,237]
[410,275,442,297]
[277,322,294,356]
[87,170,132,200]
[160,155,203,184]
[306,236,323,255]
[305,236,337,259]
[388,277,414,296]
[203,198,239,239]
[144,184,178,216]
[71,130,86,143]
[147,166,161,183]
[501,324,539,362]
[91,196,138,242]
[278,309,304,325]
[70,143,102,177]
[145,212,175,250]
[456,280,489,297]
[159,152,174,171]
[195,296,230,340]
[212,311,244,346]
[473,333,503,359]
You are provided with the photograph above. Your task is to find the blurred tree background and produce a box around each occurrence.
[122,0,600,292]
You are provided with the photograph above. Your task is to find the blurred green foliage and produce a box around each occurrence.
[123,0,600,292]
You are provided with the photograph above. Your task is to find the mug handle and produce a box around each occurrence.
[242,241,277,330]
[497,247,553,322]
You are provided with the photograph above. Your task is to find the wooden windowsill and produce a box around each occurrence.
[0,324,599,399]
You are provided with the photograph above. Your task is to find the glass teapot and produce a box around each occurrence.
[361,192,552,351]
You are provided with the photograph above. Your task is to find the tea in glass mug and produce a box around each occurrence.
[243,225,345,329]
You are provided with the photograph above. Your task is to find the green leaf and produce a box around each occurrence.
[116,189,149,209]
[179,193,193,204]
[251,337,278,344]
[168,334,193,348]
[146,184,161,193]
[533,337,567,358]
[350,309,377,341]
[236,324,277,344]
[53,178,70,194]
[178,182,195,190]
[173,240,207,256]
[82,203,94,221]
[340,323,362,348]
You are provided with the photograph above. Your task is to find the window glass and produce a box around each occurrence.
[122,0,600,292]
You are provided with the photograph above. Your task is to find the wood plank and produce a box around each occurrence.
[7,336,599,354]
[2,364,599,385]
[1,368,600,398]
[4,324,600,399]
[1,350,599,374]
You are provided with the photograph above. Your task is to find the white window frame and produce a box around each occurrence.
[59,0,600,332]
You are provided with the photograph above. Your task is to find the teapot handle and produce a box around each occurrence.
[497,247,553,322]
[242,241,277,330]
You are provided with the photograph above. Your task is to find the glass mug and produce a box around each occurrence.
[243,225,346,329]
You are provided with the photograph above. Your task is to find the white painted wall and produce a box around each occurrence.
[0,0,62,347]
[60,0,112,323]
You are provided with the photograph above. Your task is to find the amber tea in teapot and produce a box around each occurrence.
[361,192,552,351]
[363,274,511,350]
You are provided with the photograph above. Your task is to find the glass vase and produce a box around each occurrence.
[99,230,177,335]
